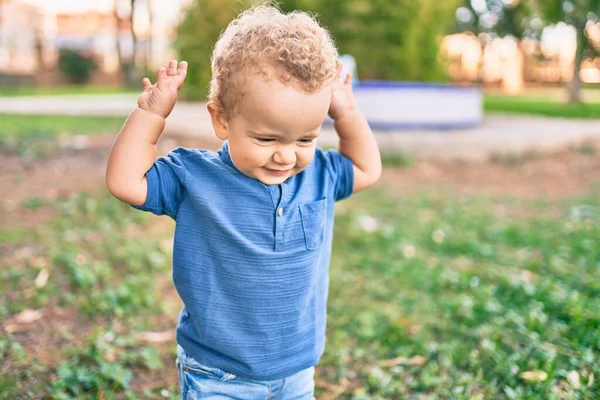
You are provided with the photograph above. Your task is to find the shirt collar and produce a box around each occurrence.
[218,140,236,170]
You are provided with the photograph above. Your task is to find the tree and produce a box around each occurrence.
[130,0,138,71]
[145,0,153,75]
[176,0,252,100]
[457,0,600,103]
[113,0,138,86]
[281,0,459,82]
[176,0,460,100]
[455,0,538,91]
[536,0,600,103]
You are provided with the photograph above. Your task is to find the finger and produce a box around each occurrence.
[344,73,352,86]
[142,77,152,89]
[156,66,167,84]
[336,61,342,79]
[176,61,188,88]
[177,61,188,78]
[167,59,177,76]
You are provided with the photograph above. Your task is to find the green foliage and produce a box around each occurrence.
[324,189,600,398]
[484,94,600,118]
[0,86,139,97]
[22,196,45,210]
[281,0,458,82]
[176,0,459,99]
[381,151,413,168]
[456,0,537,38]
[3,158,599,397]
[176,0,251,100]
[47,192,165,318]
[49,332,161,399]
[575,142,597,155]
[58,49,98,84]
[457,1,600,102]
[1,190,172,398]
[0,114,125,157]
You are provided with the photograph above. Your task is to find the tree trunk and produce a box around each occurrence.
[567,23,585,104]
[114,0,125,84]
[146,0,153,74]
[114,0,136,86]
[130,0,137,71]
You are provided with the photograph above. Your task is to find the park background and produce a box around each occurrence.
[0,0,599,398]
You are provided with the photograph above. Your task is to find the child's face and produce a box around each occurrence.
[211,73,331,185]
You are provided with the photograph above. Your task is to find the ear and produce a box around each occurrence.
[207,101,229,141]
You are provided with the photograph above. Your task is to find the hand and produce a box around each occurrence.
[328,62,357,122]
[138,60,188,119]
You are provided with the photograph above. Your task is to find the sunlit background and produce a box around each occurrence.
[0,0,191,79]
[2,0,600,92]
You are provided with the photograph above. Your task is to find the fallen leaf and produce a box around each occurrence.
[408,355,427,366]
[29,256,48,269]
[75,253,87,265]
[409,325,421,335]
[13,309,43,324]
[34,269,50,288]
[4,324,33,333]
[520,370,548,382]
[380,355,427,367]
[137,331,175,343]
[380,356,408,367]
[520,270,534,283]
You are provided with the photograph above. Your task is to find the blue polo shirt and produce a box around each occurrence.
[134,141,354,381]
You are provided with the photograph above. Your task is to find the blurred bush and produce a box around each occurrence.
[176,0,459,100]
[58,49,98,84]
[176,0,240,101]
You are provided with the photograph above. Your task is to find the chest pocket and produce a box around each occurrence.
[299,198,327,250]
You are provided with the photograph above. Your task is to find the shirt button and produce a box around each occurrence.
[277,208,283,216]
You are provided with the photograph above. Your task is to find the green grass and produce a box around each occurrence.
[484,95,600,118]
[1,186,599,398]
[0,191,177,398]
[325,189,600,398]
[0,114,125,157]
[381,151,413,168]
[0,114,125,137]
[0,85,139,97]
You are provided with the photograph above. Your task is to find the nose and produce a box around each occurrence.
[273,145,296,166]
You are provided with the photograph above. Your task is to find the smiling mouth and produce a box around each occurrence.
[264,167,292,175]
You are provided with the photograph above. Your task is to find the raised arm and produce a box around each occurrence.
[329,66,381,193]
[106,60,187,206]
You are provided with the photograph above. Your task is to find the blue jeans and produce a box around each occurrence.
[176,346,316,399]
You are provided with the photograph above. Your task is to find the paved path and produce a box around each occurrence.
[1,94,599,161]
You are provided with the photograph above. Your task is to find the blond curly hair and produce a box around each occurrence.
[209,4,339,118]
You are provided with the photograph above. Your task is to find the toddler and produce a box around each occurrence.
[106,4,381,399]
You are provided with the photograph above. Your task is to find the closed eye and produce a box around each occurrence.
[255,138,276,143]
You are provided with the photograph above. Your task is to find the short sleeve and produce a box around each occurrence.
[132,147,189,219]
[320,148,354,201]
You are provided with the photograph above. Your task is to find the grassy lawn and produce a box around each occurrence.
[0,114,125,157]
[327,189,599,398]
[484,94,600,119]
[0,86,139,97]
[1,184,598,398]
